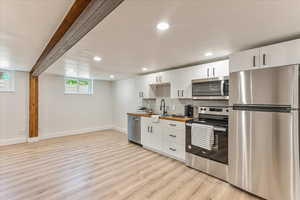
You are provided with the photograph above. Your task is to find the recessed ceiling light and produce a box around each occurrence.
[142,67,148,72]
[110,75,115,79]
[205,52,213,57]
[156,22,170,31]
[93,56,102,62]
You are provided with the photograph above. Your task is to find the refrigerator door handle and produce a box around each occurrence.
[232,104,292,113]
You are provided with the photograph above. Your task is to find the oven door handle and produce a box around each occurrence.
[213,127,227,132]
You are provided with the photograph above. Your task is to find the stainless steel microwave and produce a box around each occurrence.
[192,77,229,100]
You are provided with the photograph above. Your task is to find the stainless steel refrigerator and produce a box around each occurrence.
[229,65,300,200]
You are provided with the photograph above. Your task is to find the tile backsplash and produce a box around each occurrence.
[143,98,228,116]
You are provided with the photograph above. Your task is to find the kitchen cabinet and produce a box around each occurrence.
[230,39,300,73]
[229,48,260,72]
[162,120,186,161]
[207,60,229,77]
[136,75,155,104]
[141,117,162,151]
[170,68,192,99]
[141,117,186,161]
[260,39,300,69]
[141,117,152,147]
[190,60,229,80]
[149,71,171,85]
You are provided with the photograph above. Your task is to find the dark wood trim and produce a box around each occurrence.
[31,0,124,76]
[29,73,38,138]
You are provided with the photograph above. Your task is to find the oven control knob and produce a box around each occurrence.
[226,109,229,112]
[188,145,192,149]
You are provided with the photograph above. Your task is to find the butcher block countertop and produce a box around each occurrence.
[127,113,193,122]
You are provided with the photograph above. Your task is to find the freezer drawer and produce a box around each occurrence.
[229,109,299,200]
[229,65,299,108]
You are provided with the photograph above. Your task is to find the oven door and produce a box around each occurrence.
[192,78,229,100]
[186,123,228,164]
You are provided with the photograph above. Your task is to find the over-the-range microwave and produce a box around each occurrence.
[192,77,229,100]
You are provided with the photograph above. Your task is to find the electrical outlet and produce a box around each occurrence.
[172,105,176,110]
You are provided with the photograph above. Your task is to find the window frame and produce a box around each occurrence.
[0,69,15,92]
[64,77,93,95]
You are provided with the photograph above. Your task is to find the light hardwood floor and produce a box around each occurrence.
[0,130,260,200]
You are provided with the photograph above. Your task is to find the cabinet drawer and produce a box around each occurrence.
[163,140,185,160]
[163,130,185,145]
[164,120,185,130]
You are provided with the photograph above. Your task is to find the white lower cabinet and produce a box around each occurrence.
[162,120,186,161]
[141,117,162,152]
[141,117,186,162]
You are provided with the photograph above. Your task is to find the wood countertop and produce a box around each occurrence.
[127,113,153,117]
[127,113,193,122]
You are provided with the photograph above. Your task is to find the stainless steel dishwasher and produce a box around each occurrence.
[128,115,141,145]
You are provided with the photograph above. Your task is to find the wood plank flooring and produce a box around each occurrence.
[0,130,260,200]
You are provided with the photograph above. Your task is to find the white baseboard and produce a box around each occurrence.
[40,125,113,139]
[0,137,27,146]
[0,125,115,146]
[27,137,39,143]
[113,126,127,134]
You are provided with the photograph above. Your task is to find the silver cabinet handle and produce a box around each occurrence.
[207,68,209,77]
[177,90,179,97]
[169,147,176,152]
[147,126,150,133]
[263,54,266,65]
[168,124,176,127]
[169,134,176,138]
[181,90,184,97]
[253,56,256,67]
[150,126,153,133]
[213,68,215,77]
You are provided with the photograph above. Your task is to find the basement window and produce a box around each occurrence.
[0,70,15,92]
[64,78,93,95]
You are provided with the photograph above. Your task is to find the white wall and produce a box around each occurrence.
[112,78,138,133]
[0,71,29,145]
[39,74,113,139]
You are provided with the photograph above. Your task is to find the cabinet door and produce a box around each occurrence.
[136,75,155,100]
[141,117,151,147]
[210,60,229,77]
[170,68,192,99]
[189,64,208,80]
[229,48,260,73]
[260,39,300,69]
[150,122,162,151]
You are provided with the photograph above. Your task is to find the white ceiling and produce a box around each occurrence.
[0,0,74,71]
[2,0,300,80]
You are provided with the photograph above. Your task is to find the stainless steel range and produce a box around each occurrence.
[185,106,229,181]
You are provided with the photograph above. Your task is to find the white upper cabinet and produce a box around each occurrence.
[190,60,229,80]
[149,71,171,85]
[229,48,260,73]
[170,68,192,99]
[135,75,155,101]
[230,39,300,73]
[260,39,300,69]
[205,60,229,77]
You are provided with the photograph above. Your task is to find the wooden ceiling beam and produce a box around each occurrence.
[30,0,124,76]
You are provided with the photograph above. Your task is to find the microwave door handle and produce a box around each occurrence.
[221,80,224,96]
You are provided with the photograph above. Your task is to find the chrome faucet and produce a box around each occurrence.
[160,99,167,116]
